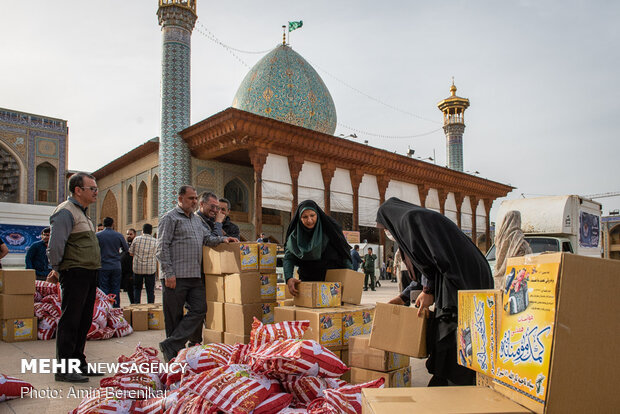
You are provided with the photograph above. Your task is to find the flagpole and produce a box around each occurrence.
[282,25,286,45]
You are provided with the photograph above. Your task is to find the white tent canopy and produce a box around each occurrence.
[359,174,380,227]
[330,168,353,213]
[262,154,293,211]
[298,161,325,209]
[385,180,420,205]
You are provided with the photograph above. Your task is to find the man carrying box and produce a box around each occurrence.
[156,185,237,362]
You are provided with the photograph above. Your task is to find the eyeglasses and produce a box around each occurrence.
[209,204,220,211]
[80,186,99,192]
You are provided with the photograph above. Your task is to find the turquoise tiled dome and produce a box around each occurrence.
[232,44,337,135]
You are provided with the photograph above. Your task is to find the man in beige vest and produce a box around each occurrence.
[47,172,102,382]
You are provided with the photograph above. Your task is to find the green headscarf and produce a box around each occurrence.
[285,205,328,260]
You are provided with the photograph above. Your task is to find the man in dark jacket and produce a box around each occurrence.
[96,217,129,308]
[219,198,240,239]
[120,228,136,304]
[26,227,52,280]
[350,245,362,271]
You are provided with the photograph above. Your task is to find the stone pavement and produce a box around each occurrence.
[1,281,430,413]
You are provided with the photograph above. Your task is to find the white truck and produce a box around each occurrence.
[486,195,602,268]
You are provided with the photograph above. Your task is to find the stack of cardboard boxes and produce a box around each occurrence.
[274,268,373,381]
[123,303,165,331]
[348,334,411,387]
[0,269,37,342]
[202,242,278,345]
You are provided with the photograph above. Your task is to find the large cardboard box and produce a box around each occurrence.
[225,273,277,304]
[1,317,38,342]
[258,243,277,273]
[457,289,501,377]
[295,307,344,348]
[476,253,620,414]
[0,269,36,294]
[122,308,132,325]
[202,328,224,344]
[294,282,341,308]
[224,302,276,335]
[361,387,532,414]
[349,334,409,372]
[277,283,293,300]
[206,301,225,331]
[224,332,251,345]
[369,303,428,358]
[342,304,375,345]
[205,274,226,302]
[351,366,411,388]
[203,243,259,274]
[274,305,297,323]
[131,309,149,331]
[325,269,364,305]
[148,308,165,330]
[0,294,34,319]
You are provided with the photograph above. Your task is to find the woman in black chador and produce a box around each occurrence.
[284,200,352,296]
[376,197,493,386]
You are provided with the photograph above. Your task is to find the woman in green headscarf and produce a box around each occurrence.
[284,200,353,296]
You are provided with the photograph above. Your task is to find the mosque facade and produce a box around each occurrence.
[92,0,512,251]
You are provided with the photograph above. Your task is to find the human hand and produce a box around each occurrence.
[388,296,405,306]
[225,237,239,243]
[414,292,434,317]
[216,211,226,223]
[165,276,176,289]
[287,278,301,296]
[46,270,59,284]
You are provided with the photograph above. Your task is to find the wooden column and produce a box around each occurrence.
[470,196,478,244]
[377,175,390,261]
[350,170,364,232]
[288,155,304,214]
[250,149,268,239]
[437,188,449,216]
[454,192,464,229]
[484,198,493,251]
[418,184,430,208]
[321,163,336,215]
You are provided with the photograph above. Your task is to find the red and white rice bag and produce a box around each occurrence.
[0,374,33,402]
[250,318,310,349]
[281,376,347,407]
[307,378,385,414]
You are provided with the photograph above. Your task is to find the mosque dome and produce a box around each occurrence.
[232,44,337,135]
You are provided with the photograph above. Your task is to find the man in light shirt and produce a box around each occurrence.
[129,223,157,304]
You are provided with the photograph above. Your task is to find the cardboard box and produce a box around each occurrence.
[342,304,375,345]
[294,282,341,308]
[341,349,349,366]
[202,328,224,344]
[325,269,364,305]
[225,273,277,304]
[277,283,293,300]
[206,301,225,331]
[296,307,344,348]
[351,366,411,388]
[369,303,427,358]
[0,294,34,319]
[277,299,294,307]
[349,334,409,372]
[258,243,277,273]
[205,274,226,302]
[224,302,277,335]
[203,243,259,274]
[0,270,36,294]
[274,305,297,323]
[148,308,165,330]
[477,253,620,414]
[224,332,251,345]
[122,308,132,325]
[457,289,501,377]
[361,387,532,414]
[131,309,149,331]
[1,317,38,342]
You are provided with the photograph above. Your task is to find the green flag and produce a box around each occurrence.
[288,20,303,32]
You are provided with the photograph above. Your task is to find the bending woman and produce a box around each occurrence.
[284,200,352,296]
[376,197,493,386]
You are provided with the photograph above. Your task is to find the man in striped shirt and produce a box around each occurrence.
[156,185,237,361]
[129,223,157,304]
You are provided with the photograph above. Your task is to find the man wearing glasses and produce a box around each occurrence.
[47,172,103,382]
[196,191,226,236]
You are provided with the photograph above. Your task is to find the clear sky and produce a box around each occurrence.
[2,0,619,221]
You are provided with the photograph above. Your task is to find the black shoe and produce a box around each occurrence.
[55,372,89,383]
[159,342,174,363]
[80,366,104,377]
[371,288,376,291]
[363,287,368,291]
[376,282,381,287]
